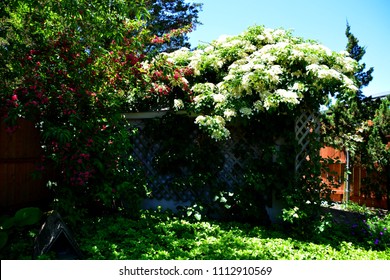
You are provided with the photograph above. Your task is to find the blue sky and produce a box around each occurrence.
[187,0,390,97]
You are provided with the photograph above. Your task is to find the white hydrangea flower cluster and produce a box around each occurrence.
[166,25,359,140]
[195,115,230,140]
[173,99,184,110]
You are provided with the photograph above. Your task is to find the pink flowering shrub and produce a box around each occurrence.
[0,2,193,219]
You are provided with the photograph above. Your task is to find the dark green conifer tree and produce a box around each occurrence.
[146,0,203,52]
[323,23,377,155]
[345,22,374,94]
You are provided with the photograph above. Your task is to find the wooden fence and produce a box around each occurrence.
[0,118,50,210]
[321,146,388,209]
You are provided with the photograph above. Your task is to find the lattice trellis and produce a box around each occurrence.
[131,122,193,201]
[295,110,321,173]
[128,119,266,202]
[218,127,264,190]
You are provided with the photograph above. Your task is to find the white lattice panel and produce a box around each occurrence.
[295,111,320,172]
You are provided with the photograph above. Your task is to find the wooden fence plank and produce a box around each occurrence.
[320,146,388,209]
[0,118,49,210]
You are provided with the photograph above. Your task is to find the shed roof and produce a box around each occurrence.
[368,91,390,99]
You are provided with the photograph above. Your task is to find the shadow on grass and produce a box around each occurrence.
[3,206,388,260]
[73,208,389,260]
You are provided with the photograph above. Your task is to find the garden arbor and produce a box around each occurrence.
[1,11,361,227]
[134,25,360,224]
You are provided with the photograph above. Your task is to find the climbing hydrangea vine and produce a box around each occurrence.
[164,25,360,140]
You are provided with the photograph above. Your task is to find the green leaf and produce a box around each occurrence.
[194,213,201,221]
[93,159,105,173]
[13,207,42,227]
[0,215,14,230]
[0,231,8,249]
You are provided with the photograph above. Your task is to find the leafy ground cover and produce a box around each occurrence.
[3,207,389,260]
[75,209,390,260]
